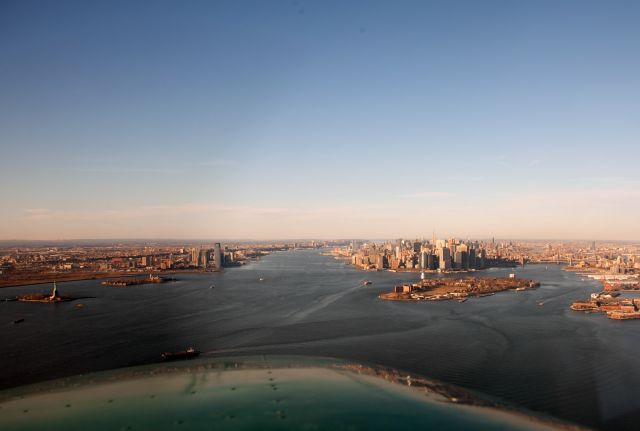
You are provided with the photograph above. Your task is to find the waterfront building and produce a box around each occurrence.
[454,251,463,269]
[468,249,476,269]
[427,253,436,270]
[213,243,223,270]
[199,250,208,268]
[141,255,153,267]
[439,247,451,270]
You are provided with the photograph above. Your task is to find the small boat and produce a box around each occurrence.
[515,287,526,291]
[362,280,372,286]
[210,285,215,289]
[457,298,467,303]
[161,346,201,361]
[259,278,265,282]
[13,318,25,324]
[75,303,84,308]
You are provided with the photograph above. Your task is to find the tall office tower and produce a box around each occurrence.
[213,243,223,270]
[439,247,451,270]
[420,251,428,270]
[468,248,476,269]
[375,254,384,270]
[413,242,421,253]
[190,248,199,265]
[199,250,208,268]
[427,253,435,270]
[454,251,463,269]
[395,246,401,259]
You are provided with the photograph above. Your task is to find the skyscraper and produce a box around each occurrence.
[439,247,451,270]
[199,250,208,268]
[213,243,223,270]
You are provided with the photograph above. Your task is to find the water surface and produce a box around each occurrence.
[2,249,638,430]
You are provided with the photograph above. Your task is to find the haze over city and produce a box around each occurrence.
[2,0,640,240]
[6,2,640,431]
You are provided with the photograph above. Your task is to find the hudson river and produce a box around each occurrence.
[2,249,639,430]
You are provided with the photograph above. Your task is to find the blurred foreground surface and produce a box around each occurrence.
[0,356,570,431]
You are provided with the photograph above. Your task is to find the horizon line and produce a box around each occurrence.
[0,237,635,243]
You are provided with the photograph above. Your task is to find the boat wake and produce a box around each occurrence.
[286,284,362,323]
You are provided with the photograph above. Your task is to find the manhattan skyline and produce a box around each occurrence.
[2,0,640,240]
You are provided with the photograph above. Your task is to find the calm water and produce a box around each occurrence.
[2,249,639,430]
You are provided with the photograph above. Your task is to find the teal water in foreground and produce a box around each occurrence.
[0,357,564,431]
[2,249,640,430]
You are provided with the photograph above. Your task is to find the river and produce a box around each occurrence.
[2,249,639,430]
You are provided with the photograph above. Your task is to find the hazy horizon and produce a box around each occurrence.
[0,236,635,244]
[2,1,640,240]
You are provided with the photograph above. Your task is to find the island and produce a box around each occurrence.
[101,273,168,286]
[570,291,640,320]
[16,282,75,303]
[379,276,540,302]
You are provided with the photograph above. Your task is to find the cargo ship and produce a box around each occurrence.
[161,346,200,361]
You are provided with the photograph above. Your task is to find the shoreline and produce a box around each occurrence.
[379,277,540,302]
[0,268,222,289]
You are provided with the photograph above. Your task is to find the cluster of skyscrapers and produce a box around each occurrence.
[190,242,225,270]
[351,237,488,272]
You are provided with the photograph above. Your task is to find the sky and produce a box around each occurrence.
[1,0,640,241]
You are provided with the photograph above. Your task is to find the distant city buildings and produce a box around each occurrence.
[349,237,493,272]
[0,240,337,287]
[346,236,542,273]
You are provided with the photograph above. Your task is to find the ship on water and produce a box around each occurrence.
[161,346,201,361]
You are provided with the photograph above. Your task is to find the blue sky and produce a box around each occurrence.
[1,0,640,240]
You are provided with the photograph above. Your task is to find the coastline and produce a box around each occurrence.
[0,268,220,289]
[379,277,540,302]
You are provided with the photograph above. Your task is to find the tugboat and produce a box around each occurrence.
[161,346,201,361]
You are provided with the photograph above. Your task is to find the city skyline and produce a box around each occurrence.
[2,1,640,240]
